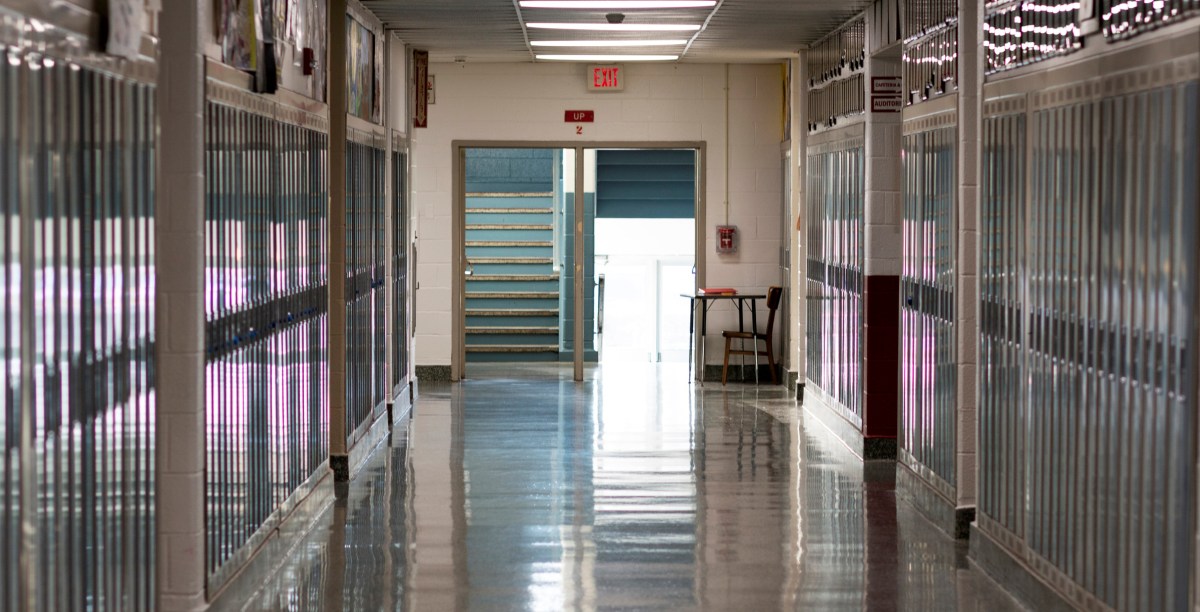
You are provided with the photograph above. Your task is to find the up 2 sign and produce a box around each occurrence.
[587,64,624,91]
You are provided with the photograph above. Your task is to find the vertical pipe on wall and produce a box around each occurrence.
[573,148,585,382]
[328,0,349,476]
[157,0,206,608]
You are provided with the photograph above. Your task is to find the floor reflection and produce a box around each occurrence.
[220,363,1025,611]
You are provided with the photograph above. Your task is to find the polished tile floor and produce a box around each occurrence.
[217,363,1026,611]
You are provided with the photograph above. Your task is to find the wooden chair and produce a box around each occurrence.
[721,286,782,385]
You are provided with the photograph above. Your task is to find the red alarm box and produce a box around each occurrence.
[716,225,736,254]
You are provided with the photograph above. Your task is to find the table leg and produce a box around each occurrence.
[699,301,709,383]
[687,297,695,382]
[750,298,760,383]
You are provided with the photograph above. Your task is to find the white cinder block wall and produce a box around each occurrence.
[410,62,785,369]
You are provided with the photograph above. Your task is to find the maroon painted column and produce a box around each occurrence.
[861,44,903,456]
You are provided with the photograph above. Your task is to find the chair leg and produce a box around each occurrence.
[765,337,778,384]
[753,339,760,384]
[738,339,745,379]
[721,336,732,385]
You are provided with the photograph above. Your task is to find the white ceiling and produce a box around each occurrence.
[359,0,874,63]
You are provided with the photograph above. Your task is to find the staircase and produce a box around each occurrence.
[465,193,561,361]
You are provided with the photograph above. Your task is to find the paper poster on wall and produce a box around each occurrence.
[286,0,303,54]
[256,0,279,93]
[220,0,256,70]
[373,27,383,122]
[273,0,288,74]
[346,15,375,121]
[308,0,327,101]
[106,0,145,60]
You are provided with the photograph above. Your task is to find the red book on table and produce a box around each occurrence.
[699,288,737,295]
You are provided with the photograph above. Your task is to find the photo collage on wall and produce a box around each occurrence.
[218,0,330,102]
[346,14,381,123]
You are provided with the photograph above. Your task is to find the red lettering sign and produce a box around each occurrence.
[587,64,625,91]
[564,110,595,123]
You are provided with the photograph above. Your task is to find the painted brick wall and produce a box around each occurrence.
[411,62,785,366]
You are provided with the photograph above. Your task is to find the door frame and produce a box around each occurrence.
[452,140,706,382]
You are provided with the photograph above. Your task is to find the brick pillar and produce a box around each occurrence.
[328,0,349,479]
[955,0,982,508]
[156,0,207,608]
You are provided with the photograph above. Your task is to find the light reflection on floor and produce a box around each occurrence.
[212,363,1027,611]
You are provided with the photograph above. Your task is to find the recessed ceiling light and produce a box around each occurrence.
[531,39,688,46]
[520,1,716,8]
[536,54,679,61]
[526,22,702,31]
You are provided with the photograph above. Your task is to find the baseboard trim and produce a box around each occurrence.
[802,385,896,461]
[701,363,784,384]
[415,365,452,382]
[969,524,1078,612]
[895,463,973,539]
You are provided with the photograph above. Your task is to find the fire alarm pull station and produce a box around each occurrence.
[716,225,736,254]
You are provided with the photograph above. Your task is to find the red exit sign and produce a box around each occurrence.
[565,110,594,123]
[587,64,624,91]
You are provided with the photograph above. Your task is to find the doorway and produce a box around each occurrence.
[593,149,696,364]
[453,142,705,381]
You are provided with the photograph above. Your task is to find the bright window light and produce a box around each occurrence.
[536,54,679,61]
[526,22,701,31]
[520,1,716,8]
[531,39,688,46]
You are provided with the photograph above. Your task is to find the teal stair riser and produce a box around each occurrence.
[466,297,560,309]
[466,228,550,241]
[469,263,555,275]
[466,280,559,292]
[467,316,559,327]
[467,212,553,224]
[466,335,560,346]
[466,196,554,208]
[466,246,552,258]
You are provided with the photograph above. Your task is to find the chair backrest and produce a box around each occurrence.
[763,285,783,336]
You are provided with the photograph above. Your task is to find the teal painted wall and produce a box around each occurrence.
[465,148,554,193]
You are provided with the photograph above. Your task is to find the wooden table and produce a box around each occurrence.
[681,292,766,382]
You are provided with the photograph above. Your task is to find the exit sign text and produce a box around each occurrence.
[587,64,624,91]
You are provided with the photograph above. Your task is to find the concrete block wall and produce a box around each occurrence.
[411,62,785,371]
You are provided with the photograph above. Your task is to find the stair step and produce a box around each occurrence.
[469,257,553,264]
[466,344,559,353]
[469,208,553,214]
[466,224,553,231]
[467,192,554,198]
[467,291,558,299]
[466,274,558,282]
[466,241,552,247]
[467,308,559,316]
[466,327,559,335]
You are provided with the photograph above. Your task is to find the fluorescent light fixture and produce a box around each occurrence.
[521,1,716,7]
[530,39,687,46]
[536,54,678,61]
[526,22,701,31]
